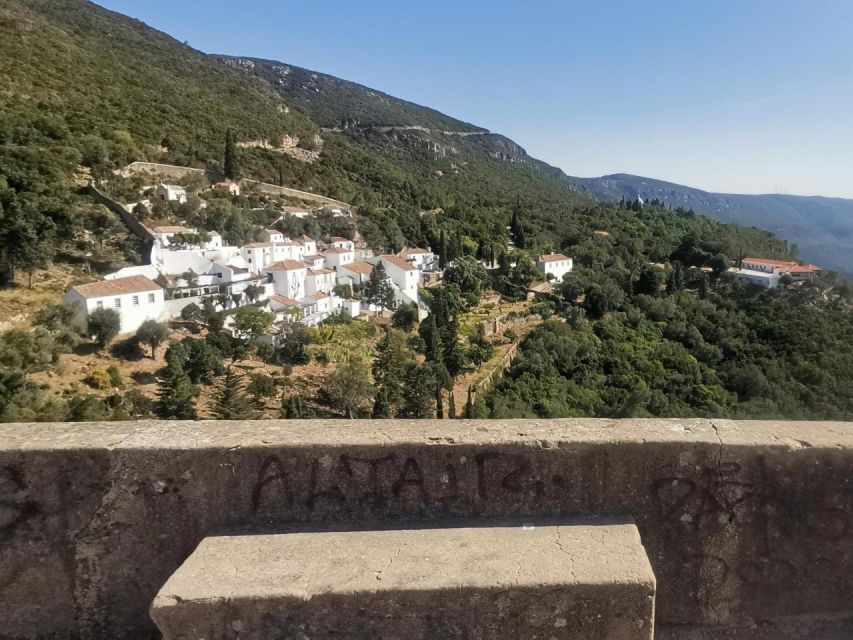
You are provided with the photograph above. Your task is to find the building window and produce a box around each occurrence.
[132,295,139,306]
[96,301,104,309]
[148,293,156,303]
[114,298,121,309]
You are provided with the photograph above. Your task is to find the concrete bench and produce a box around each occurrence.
[151,520,656,640]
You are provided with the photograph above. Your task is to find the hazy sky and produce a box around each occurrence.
[97,0,853,198]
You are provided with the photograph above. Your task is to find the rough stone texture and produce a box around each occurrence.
[1,418,853,638]
[151,521,655,639]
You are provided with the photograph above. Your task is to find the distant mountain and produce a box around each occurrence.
[217,58,852,276]
[574,174,853,275]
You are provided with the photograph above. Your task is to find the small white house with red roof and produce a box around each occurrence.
[535,253,573,283]
[63,276,165,334]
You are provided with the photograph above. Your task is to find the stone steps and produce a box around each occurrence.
[150,520,655,640]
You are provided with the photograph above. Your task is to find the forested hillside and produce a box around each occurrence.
[0,0,851,423]
[575,174,853,276]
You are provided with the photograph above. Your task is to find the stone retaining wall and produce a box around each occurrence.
[1,419,852,638]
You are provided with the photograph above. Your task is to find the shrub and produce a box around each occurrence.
[87,308,121,348]
[85,368,112,390]
[106,366,123,388]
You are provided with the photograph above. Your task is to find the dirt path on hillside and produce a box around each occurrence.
[449,313,545,415]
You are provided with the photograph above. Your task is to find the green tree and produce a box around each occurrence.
[391,303,418,332]
[371,329,413,418]
[213,367,255,419]
[87,308,121,348]
[444,255,488,302]
[325,361,374,418]
[135,319,168,358]
[156,347,199,419]
[232,306,274,344]
[247,373,277,405]
[224,127,239,180]
[364,261,396,313]
[401,362,436,418]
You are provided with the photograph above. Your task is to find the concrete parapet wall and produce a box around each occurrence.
[1,419,852,638]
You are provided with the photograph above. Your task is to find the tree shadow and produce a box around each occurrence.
[131,371,158,385]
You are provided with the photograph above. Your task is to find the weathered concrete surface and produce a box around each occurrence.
[151,521,655,639]
[1,419,853,638]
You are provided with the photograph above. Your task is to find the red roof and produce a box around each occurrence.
[743,258,821,273]
[310,292,330,300]
[538,253,571,263]
[322,247,351,255]
[379,254,417,272]
[264,260,307,272]
[70,276,162,299]
[270,294,299,307]
[343,261,374,275]
[307,268,334,276]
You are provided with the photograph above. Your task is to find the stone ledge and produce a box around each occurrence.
[1,418,852,639]
[151,519,655,640]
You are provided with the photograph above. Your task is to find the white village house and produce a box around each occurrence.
[729,257,822,289]
[63,276,166,334]
[154,184,187,204]
[535,253,573,283]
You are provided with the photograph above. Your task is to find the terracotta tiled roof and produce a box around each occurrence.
[310,292,330,300]
[265,260,308,271]
[537,253,571,263]
[343,261,374,275]
[270,295,299,306]
[743,258,821,273]
[322,247,352,255]
[299,235,315,243]
[379,254,417,272]
[307,268,334,276]
[399,247,430,256]
[303,254,324,263]
[70,276,161,299]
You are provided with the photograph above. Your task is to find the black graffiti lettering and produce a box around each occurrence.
[306,457,347,510]
[392,457,429,505]
[342,454,398,508]
[251,455,294,513]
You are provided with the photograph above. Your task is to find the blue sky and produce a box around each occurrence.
[97,0,853,198]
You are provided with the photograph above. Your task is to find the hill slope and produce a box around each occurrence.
[574,174,853,275]
[216,56,853,276]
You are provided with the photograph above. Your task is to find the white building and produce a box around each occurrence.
[264,260,308,300]
[322,246,355,270]
[298,235,317,255]
[303,254,325,269]
[398,247,437,271]
[337,261,374,289]
[305,267,335,296]
[731,257,822,289]
[63,276,166,335]
[376,254,419,305]
[329,237,355,252]
[261,229,286,244]
[281,205,313,219]
[536,253,573,283]
[728,268,780,289]
[214,181,240,196]
[154,184,187,204]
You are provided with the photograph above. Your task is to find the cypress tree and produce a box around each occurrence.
[156,357,199,419]
[224,128,239,180]
[213,367,254,420]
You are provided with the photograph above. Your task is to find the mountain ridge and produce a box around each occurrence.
[215,55,853,275]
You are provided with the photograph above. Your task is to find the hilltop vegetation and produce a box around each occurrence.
[575,174,853,276]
